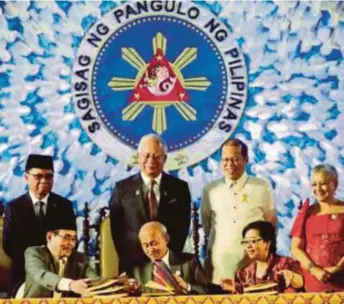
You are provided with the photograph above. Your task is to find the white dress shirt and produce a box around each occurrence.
[201,172,276,283]
[141,172,162,203]
[29,191,50,216]
[161,250,170,268]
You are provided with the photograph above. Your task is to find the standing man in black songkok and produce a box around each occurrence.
[3,154,76,296]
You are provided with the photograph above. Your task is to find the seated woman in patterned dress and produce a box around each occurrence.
[221,221,303,293]
[291,164,344,292]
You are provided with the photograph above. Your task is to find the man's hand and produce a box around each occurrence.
[69,279,91,297]
[220,278,236,293]
[173,271,188,291]
[128,278,142,296]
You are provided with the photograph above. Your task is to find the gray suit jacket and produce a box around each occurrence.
[24,246,98,298]
[131,251,209,295]
[3,192,76,294]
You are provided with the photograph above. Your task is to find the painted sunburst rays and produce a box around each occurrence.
[108,32,211,135]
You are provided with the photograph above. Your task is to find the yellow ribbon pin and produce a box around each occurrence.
[242,194,248,203]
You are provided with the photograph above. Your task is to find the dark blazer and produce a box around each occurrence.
[3,192,76,294]
[109,172,191,272]
[131,251,208,294]
[24,246,98,298]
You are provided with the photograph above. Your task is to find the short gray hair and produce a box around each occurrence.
[137,134,168,154]
[312,164,338,181]
[138,221,169,239]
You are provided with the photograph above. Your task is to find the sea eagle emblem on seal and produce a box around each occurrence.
[108,32,210,135]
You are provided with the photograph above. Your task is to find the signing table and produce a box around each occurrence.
[2,294,344,304]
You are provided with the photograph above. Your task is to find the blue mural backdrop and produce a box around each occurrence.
[0,1,343,256]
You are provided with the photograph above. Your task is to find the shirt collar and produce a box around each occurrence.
[161,249,170,267]
[225,172,248,189]
[29,191,50,206]
[47,244,68,263]
[59,256,68,264]
[141,172,162,187]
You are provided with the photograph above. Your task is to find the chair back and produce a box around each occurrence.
[0,216,12,292]
[84,202,202,278]
[100,216,118,278]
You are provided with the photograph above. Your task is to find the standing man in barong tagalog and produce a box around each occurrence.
[201,139,277,285]
[109,134,191,273]
[3,154,76,295]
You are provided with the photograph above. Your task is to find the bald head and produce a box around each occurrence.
[139,222,169,261]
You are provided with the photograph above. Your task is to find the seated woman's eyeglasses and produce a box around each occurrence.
[241,238,263,246]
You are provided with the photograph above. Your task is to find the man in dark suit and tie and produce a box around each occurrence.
[130,222,208,295]
[3,154,76,295]
[109,134,191,273]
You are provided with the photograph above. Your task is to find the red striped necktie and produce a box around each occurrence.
[153,260,182,294]
[147,180,158,220]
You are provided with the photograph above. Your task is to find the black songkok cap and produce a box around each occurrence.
[25,154,54,172]
[46,216,77,232]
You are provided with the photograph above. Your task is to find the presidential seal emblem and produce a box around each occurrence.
[72,1,248,170]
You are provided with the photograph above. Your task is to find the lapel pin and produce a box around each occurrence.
[168,198,177,204]
[135,190,140,196]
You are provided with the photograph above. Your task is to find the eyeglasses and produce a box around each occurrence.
[55,233,77,243]
[28,173,54,181]
[241,238,263,246]
[221,157,244,164]
[139,153,165,161]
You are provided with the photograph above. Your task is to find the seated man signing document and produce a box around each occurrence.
[23,219,98,298]
[130,221,209,295]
